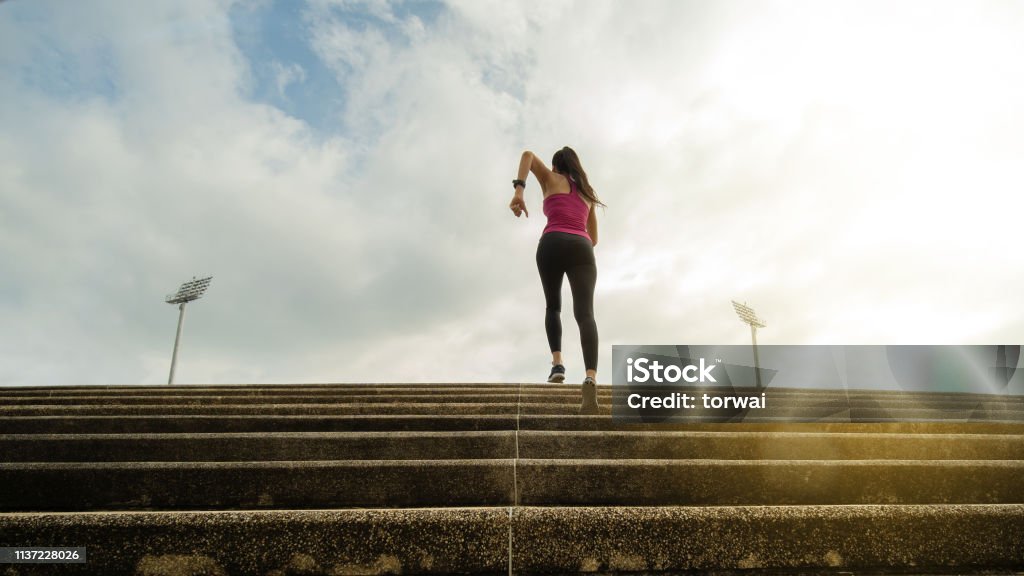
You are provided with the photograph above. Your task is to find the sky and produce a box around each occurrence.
[2,0,1024,387]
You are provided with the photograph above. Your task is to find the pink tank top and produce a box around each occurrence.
[542,176,591,240]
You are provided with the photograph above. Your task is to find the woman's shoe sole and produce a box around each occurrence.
[579,379,599,414]
[547,374,566,383]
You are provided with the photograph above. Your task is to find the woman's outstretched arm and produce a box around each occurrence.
[510,150,553,218]
[517,150,554,189]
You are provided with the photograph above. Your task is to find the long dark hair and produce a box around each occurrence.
[552,146,605,208]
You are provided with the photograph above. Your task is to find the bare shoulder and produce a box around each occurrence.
[542,173,573,199]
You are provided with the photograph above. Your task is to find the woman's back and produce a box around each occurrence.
[542,175,591,240]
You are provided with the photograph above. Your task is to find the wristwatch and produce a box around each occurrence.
[512,179,526,189]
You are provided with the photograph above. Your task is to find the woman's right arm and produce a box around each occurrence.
[517,150,555,192]
[511,150,555,218]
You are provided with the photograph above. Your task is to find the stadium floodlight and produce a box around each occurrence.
[165,276,213,384]
[732,300,767,390]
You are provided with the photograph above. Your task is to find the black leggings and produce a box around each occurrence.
[536,232,599,371]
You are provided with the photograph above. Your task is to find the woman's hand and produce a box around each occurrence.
[509,194,529,218]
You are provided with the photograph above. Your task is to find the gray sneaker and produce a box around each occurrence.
[547,364,566,383]
[578,376,599,415]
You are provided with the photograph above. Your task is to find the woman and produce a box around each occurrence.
[509,146,605,414]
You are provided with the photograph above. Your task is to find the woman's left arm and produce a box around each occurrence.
[587,203,598,246]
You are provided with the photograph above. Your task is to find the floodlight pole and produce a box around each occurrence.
[732,300,767,390]
[750,323,763,390]
[165,276,213,385]
[168,303,187,385]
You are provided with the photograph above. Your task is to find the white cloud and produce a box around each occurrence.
[271,61,307,98]
[2,0,1024,387]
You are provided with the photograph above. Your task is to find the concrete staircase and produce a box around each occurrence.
[1,383,1023,575]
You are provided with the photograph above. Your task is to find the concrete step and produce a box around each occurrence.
[1,505,1022,574]
[0,402,537,416]
[6,391,1024,407]
[4,381,1019,393]
[4,430,1024,462]
[0,460,514,511]
[0,414,519,434]
[0,391,566,403]
[3,459,1022,511]
[511,504,1024,574]
[516,458,1024,506]
[4,389,1019,412]
[6,398,1024,418]
[519,430,1024,461]
[0,431,513,462]
[5,413,1024,435]
[2,383,1023,573]
[0,507,509,575]
[6,403,1024,422]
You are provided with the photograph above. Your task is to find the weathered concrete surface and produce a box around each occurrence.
[0,431,516,462]
[1,393,538,406]
[4,384,1024,426]
[3,458,1022,511]
[0,460,514,512]
[0,506,1021,575]
[4,389,1023,419]
[1,382,1022,573]
[0,403,615,417]
[517,430,1024,460]
[4,430,1024,462]
[515,459,1024,506]
[5,413,1024,435]
[0,414,520,434]
[5,403,1023,422]
[0,508,509,575]
[0,381,1019,396]
[516,415,1024,433]
[4,390,1023,408]
[511,505,1024,573]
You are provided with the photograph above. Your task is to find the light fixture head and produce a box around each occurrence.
[731,300,766,328]
[166,276,213,304]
